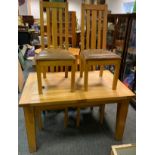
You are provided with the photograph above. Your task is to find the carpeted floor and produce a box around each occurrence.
[18,60,136,155]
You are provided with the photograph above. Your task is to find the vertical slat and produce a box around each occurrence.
[91,10,97,49]
[55,66,58,72]
[97,11,102,49]
[81,4,85,50]
[65,4,69,49]
[46,8,51,48]
[71,12,76,47]
[52,8,57,48]
[102,5,108,49]
[40,0,45,49]
[59,9,63,48]
[60,66,63,72]
[86,10,90,49]
[50,66,54,72]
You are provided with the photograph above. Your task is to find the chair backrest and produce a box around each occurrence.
[81,4,108,50]
[40,0,69,49]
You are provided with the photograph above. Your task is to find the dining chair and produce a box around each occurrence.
[35,1,76,95]
[77,4,121,127]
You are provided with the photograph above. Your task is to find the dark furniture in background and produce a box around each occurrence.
[18,26,31,45]
[22,15,34,28]
[107,13,136,108]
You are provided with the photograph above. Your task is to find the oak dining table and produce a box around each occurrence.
[19,70,135,153]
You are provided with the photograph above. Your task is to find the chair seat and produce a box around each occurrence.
[35,48,76,61]
[81,49,121,60]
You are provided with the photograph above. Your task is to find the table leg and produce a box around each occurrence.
[99,104,105,124]
[112,62,120,90]
[115,100,129,140]
[23,107,37,153]
[71,64,75,92]
[84,63,88,91]
[35,109,43,130]
[36,64,42,94]
[76,107,80,127]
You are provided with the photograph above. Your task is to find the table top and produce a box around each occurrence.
[19,71,135,107]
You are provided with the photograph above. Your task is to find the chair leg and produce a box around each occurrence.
[36,64,42,94]
[84,63,88,91]
[112,62,120,90]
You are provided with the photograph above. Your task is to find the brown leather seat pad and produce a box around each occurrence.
[81,49,121,60]
[35,48,76,61]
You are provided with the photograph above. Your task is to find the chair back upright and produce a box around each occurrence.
[81,4,108,50]
[40,0,69,49]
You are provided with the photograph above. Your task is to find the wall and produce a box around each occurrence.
[106,0,135,13]
[18,0,28,15]
[29,0,82,26]
[19,0,135,24]
[30,0,40,19]
[68,0,82,27]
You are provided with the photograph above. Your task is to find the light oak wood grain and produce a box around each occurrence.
[19,71,135,153]
[91,10,97,49]
[86,10,90,49]
[40,0,45,49]
[19,71,134,106]
[46,8,51,48]
[23,107,36,153]
[18,61,24,92]
[115,100,129,140]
